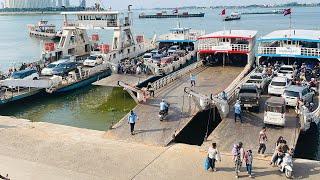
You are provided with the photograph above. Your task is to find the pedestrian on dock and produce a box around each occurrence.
[258,127,268,155]
[244,149,254,178]
[207,143,221,172]
[190,73,196,87]
[232,144,241,178]
[147,83,155,97]
[128,110,138,135]
[234,100,242,123]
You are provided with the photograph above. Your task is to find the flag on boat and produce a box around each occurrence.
[221,9,226,16]
[283,8,291,16]
[173,8,178,14]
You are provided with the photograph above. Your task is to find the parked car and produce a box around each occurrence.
[264,97,286,126]
[282,85,314,107]
[167,45,180,55]
[52,62,78,76]
[246,73,270,92]
[143,53,153,62]
[41,59,70,76]
[10,69,39,80]
[268,76,291,96]
[277,65,296,80]
[83,55,103,67]
[238,83,261,111]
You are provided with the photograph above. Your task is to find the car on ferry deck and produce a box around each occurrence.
[268,76,291,96]
[143,53,153,62]
[51,61,77,76]
[264,97,286,127]
[277,65,296,80]
[167,45,180,55]
[41,59,70,76]
[282,85,314,107]
[10,69,39,80]
[83,55,104,67]
[246,73,270,93]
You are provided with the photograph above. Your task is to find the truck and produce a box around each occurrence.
[238,83,261,112]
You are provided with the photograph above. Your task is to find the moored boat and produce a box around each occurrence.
[27,20,61,40]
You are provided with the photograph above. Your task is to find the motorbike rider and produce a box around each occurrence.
[160,99,169,114]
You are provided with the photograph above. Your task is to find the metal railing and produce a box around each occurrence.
[151,60,203,91]
[258,47,320,57]
[198,43,249,52]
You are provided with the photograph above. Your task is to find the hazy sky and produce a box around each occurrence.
[2,0,319,9]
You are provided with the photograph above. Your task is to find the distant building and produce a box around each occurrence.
[4,0,56,9]
[79,0,86,8]
[57,0,62,7]
[64,0,70,7]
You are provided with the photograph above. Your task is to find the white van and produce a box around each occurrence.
[264,97,286,126]
[268,76,290,96]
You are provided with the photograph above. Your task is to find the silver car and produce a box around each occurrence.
[282,85,314,106]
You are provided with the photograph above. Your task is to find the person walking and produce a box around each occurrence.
[190,73,196,87]
[207,143,221,172]
[244,149,254,178]
[232,144,241,178]
[128,110,138,135]
[258,127,268,155]
[234,100,242,123]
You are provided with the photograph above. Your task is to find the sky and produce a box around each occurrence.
[1,0,319,9]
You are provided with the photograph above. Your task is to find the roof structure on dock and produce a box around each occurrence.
[198,30,258,40]
[259,29,320,42]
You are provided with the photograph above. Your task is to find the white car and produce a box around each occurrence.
[41,59,70,76]
[268,76,291,96]
[83,55,104,67]
[282,85,314,106]
[277,65,295,80]
[167,45,180,55]
[246,73,270,91]
[143,53,153,62]
[10,69,39,80]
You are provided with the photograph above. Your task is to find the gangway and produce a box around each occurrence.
[117,81,149,103]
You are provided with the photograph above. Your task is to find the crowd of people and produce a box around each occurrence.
[205,127,294,178]
[117,58,152,75]
[0,61,43,80]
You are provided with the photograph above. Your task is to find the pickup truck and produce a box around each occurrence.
[238,84,261,112]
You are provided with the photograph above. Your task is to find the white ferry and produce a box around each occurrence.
[27,20,61,40]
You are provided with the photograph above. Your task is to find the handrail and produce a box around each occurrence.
[151,60,203,91]
[300,85,320,131]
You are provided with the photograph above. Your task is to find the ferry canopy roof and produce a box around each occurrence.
[198,30,257,40]
[61,11,120,15]
[259,29,320,42]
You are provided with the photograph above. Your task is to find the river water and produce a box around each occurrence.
[0,7,320,159]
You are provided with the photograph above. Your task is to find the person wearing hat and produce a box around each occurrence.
[234,100,242,123]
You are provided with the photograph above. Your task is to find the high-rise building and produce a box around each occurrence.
[64,0,70,7]
[79,0,86,8]
[57,0,62,7]
[4,0,56,9]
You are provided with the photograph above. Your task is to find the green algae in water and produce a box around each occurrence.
[0,86,137,131]
[98,87,137,113]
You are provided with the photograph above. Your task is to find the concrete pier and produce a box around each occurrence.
[93,74,153,87]
[202,96,300,155]
[0,116,319,180]
[105,66,243,146]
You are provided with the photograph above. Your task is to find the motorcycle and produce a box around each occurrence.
[277,153,293,179]
[159,103,170,121]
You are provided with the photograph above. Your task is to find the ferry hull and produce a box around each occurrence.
[53,70,111,94]
[0,89,43,105]
[139,13,205,19]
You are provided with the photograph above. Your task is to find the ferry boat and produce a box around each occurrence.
[256,29,320,66]
[197,30,258,66]
[27,20,61,40]
[139,11,205,19]
[0,87,43,105]
[223,12,241,21]
[143,25,204,75]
